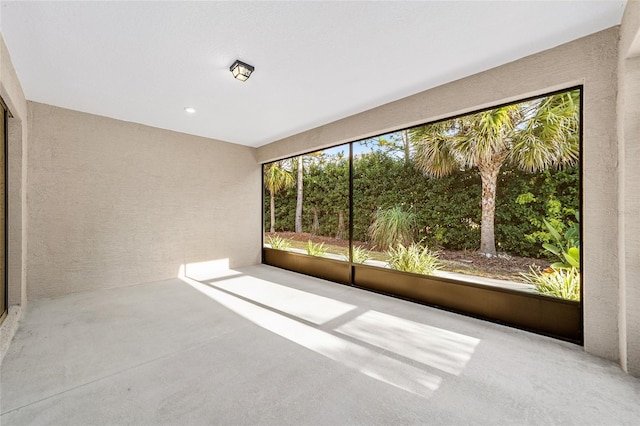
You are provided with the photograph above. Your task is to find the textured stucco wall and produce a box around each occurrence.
[27,102,261,300]
[618,0,640,377]
[257,28,621,364]
[0,31,28,361]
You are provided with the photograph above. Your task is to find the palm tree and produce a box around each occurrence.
[411,90,579,256]
[264,160,294,233]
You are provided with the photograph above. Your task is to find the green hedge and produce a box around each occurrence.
[264,151,579,258]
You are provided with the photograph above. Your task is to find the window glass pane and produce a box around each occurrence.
[263,144,350,262]
[353,89,581,301]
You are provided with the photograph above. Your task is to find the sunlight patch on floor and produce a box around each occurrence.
[180,274,442,398]
[206,275,357,325]
[179,259,235,282]
[335,310,479,375]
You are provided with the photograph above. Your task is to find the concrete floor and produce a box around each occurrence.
[1,265,639,425]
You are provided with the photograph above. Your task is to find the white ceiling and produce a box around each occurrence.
[0,1,627,147]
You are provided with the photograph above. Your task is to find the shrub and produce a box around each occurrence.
[522,266,580,301]
[369,206,415,250]
[267,235,291,251]
[386,242,441,275]
[542,212,580,270]
[306,240,327,257]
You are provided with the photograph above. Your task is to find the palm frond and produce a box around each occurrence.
[264,161,294,193]
[509,90,580,172]
[411,123,459,177]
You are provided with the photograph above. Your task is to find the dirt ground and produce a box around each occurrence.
[266,232,550,282]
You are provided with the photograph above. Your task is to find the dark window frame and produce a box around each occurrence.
[261,85,584,343]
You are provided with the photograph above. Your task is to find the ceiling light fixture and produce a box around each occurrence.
[184,107,196,114]
[230,59,254,82]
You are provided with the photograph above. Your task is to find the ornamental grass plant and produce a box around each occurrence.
[521,266,580,301]
[386,242,441,275]
[267,235,291,251]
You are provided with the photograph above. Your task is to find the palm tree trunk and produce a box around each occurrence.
[402,130,410,165]
[478,162,500,256]
[270,190,276,233]
[295,156,303,233]
[336,210,345,240]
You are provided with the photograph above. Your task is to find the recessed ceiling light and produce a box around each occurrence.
[184,107,196,114]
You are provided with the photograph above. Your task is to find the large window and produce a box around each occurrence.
[263,88,581,341]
